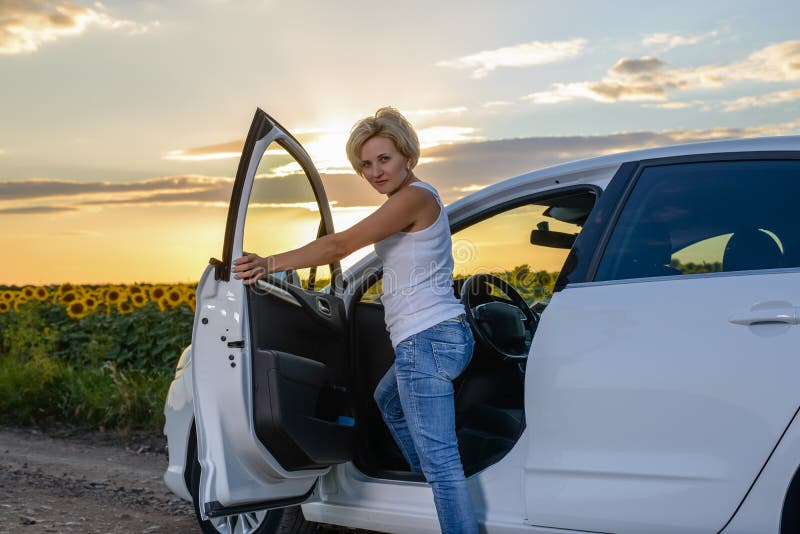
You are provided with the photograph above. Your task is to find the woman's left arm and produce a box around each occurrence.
[234,186,430,285]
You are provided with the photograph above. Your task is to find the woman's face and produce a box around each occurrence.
[359,136,411,196]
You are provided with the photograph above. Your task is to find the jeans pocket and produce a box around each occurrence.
[395,337,414,365]
[431,340,472,381]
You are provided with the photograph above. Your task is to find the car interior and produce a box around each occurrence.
[349,190,598,480]
[242,189,598,481]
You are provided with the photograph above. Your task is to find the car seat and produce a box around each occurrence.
[722,228,784,272]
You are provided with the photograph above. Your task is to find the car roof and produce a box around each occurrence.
[341,135,800,288]
[465,135,800,202]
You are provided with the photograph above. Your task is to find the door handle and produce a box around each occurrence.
[316,298,332,317]
[728,307,799,326]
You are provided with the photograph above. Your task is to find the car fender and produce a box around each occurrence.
[163,345,195,501]
[721,406,800,533]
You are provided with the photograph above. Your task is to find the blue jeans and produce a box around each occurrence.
[374,315,477,534]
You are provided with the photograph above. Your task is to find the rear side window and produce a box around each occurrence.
[594,159,800,282]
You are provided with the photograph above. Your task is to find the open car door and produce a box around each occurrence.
[192,109,353,519]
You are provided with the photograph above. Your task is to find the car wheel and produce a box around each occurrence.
[190,450,321,533]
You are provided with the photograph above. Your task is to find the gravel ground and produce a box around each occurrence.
[0,425,378,534]
[0,425,197,533]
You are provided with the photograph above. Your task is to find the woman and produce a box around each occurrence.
[233,107,477,534]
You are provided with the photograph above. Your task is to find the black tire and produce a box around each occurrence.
[190,449,321,533]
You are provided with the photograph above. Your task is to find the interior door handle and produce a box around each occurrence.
[316,298,332,317]
[728,307,799,326]
[255,279,302,307]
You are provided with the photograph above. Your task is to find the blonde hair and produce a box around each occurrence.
[346,107,420,176]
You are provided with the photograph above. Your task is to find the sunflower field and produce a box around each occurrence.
[0,282,196,432]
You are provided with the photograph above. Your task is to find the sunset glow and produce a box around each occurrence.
[2,1,798,285]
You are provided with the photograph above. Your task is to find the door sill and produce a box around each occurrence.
[204,482,316,518]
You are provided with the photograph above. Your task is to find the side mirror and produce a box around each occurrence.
[530,229,577,249]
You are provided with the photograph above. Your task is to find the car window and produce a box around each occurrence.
[359,190,596,306]
[242,142,331,290]
[452,200,587,307]
[594,159,799,282]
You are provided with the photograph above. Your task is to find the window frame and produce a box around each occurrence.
[353,184,601,303]
[584,151,800,285]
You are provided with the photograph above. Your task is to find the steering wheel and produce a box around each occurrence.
[460,274,539,361]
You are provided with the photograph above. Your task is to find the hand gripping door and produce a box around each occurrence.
[192,109,352,520]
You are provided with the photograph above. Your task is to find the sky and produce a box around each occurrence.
[2,0,800,285]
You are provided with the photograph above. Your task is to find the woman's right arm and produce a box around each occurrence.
[235,185,432,285]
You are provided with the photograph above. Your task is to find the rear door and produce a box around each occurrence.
[525,154,800,533]
[192,109,354,520]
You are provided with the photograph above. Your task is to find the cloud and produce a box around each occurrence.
[165,131,352,173]
[610,56,666,75]
[420,118,800,202]
[417,126,485,148]
[481,100,513,109]
[642,30,720,52]
[0,205,78,214]
[437,38,587,78]
[163,140,243,161]
[5,118,799,213]
[644,100,705,110]
[722,88,800,112]
[0,0,157,55]
[0,175,231,200]
[166,125,486,175]
[0,171,382,213]
[401,107,468,118]
[523,39,800,105]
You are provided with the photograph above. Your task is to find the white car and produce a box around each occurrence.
[164,108,800,534]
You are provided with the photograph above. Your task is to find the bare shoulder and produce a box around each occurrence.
[390,182,440,231]
[390,182,438,209]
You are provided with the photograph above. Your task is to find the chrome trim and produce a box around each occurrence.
[567,266,800,289]
[255,279,302,307]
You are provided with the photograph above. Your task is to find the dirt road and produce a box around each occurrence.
[0,425,197,533]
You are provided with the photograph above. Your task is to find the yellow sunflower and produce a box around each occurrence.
[66,299,90,319]
[21,286,36,299]
[131,293,147,307]
[83,295,99,311]
[187,292,196,312]
[12,296,30,312]
[0,301,10,313]
[60,290,80,305]
[149,285,167,301]
[33,286,49,301]
[157,296,170,311]
[166,287,183,307]
[0,290,13,302]
[104,286,127,305]
[117,301,134,314]
[57,282,76,296]
[128,285,145,296]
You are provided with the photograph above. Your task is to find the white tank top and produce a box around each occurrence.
[374,181,465,349]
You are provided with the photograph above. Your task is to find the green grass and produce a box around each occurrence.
[0,301,191,433]
[0,354,171,433]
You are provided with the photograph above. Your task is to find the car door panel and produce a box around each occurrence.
[524,155,800,533]
[248,280,352,471]
[193,109,352,519]
[526,274,800,534]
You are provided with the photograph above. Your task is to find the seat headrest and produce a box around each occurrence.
[723,229,783,272]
